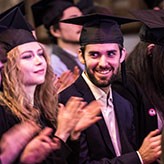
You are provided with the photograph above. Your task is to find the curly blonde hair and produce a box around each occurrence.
[0,43,58,127]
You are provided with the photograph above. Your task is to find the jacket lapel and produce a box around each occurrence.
[112,91,134,154]
[75,76,116,156]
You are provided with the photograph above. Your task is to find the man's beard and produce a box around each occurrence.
[86,67,118,88]
[61,38,80,45]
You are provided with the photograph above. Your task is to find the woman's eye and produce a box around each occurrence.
[21,54,32,59]
[38,52,44,57]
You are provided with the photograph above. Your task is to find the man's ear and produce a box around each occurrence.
[78,49,85,64]
[120,48,127,63]
[49,25,60,38]
[147,44,155,55]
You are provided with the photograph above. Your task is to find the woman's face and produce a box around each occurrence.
[17,42,47,86]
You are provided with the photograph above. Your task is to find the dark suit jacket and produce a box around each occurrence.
[113,74,158,149]
[59,75,141,164]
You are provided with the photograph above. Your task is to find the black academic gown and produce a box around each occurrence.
[59,75,141,164]
[0,105,71,164]
[112,74,158,150]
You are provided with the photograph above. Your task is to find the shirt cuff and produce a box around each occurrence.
[136,151,144,164]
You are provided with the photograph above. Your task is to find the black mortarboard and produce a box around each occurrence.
[0,7,36,56]
[0,1,24,19]
[144,0,163,9]
[61,13,137,46]
[76,0,94,14]
[0,1,34,31]
[32,0,75,29]
[130,9,164,45]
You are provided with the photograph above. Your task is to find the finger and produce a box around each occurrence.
[50,138,61,150]
[84,101,101,115]
[86,117,102,126]
[58,103,65,112]
[65,97,84,110]
[153,145,161,152]
[150,139,162,148]
[146,129,160,138]
[36,134,55,146]
[39,127,53,137]
[150,134,162,143]
[60,70,71,82]
[73,66,80,78]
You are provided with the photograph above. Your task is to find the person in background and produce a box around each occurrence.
[112,10,164,162]
[0,7,101,164]
[144,0,164,9]
[59,13,161,163]
[32,0,84,77]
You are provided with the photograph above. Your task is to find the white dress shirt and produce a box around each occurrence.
[82,72,121,156]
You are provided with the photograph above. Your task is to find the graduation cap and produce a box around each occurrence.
[0,0,34,31]
[0,7,36,59]
[76,0,94,14]
[31,0,75,29]
[130,9,164,45]
[61,13,137,46]
[0,1,24,19]
[144,0,163,9]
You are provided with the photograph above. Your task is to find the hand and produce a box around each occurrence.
[0,122,40,164]
[55,96,86,142]
[138,129,162,164]
[20,127,60,164]
[71,100,102,140]
[54,66,80,94]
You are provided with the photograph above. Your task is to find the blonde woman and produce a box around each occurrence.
[0,8,101,164]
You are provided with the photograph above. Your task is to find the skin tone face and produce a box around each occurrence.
[79,43,126,93]
[57,6,82,43]
[18,42,47,88]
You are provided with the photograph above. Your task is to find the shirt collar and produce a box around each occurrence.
[82,72,113,102]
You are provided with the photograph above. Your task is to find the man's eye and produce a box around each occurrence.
[89,52,99,57]
[107,51,116,57]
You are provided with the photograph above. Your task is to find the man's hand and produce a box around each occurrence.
[138,129,161,164]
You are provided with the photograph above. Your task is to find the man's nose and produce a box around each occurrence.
[99,55,108,67]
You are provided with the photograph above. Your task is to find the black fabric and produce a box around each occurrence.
[0,8,32,33]
[0,7,36,53]
[31,0,74,28]
[0,29,36,53]
[52,44,83,73]
[0,1,24,19]
[113,74,158,149]
[61,13,137,46]
[130,9,164,28]
[130,9,164,45]
[139,25,164,46]
[144,0,163,9]
[76,0,94,14]
[59,75,141,164]
[0,105,71,164]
